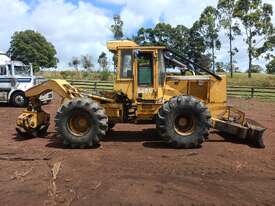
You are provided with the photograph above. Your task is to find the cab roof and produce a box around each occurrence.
[107,40,166,51]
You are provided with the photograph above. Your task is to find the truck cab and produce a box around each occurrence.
[0,53,52,107]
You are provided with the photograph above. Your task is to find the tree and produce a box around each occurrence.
[266,57,275,74]
[216,62,226,72]
[196,54,212,70]
[110,15,124,40]
[234,0,273,78]
[69,57,80,71]
[224,60,239,72]
[186,22,209,68]
[257,33,275,60]
[7,30,58,72]
[134,23,178,48]
[198,6,221,72]
[134,22,207,67]
[98,52,108,71]
[217,0,241,78]
[248,64,263,73]
[81,55,94,71]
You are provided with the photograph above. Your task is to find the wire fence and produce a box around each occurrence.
[227,85,275,99]
[68,80,275,100]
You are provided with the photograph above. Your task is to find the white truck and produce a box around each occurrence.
[0,53,53,107]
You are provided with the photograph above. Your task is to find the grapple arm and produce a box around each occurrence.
[16,79,82,136]
[25,79,82,100]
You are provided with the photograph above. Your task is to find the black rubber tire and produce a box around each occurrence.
[37,125,49,137]
[55,98,108,148]
[108,122,116,131]
[156,96,211,148]
[11,91,28,107]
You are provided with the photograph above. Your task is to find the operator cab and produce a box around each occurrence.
[107,40,166,103]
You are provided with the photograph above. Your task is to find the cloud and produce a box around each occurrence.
[0,0,30,49]
[0,0,113,68]
[96,0,126,4]
[0,0,274,70]
[105,0,218,35]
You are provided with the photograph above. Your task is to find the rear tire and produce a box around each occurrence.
[11,91,28,107]
[156,96,211,148]
[55,98,108,148]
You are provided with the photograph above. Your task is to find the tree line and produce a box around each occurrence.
[5,0,275,77]
[68,52,109,71]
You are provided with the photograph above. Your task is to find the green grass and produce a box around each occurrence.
[226,73,275,87]
[225,73,275,101]
[36,70,115,81]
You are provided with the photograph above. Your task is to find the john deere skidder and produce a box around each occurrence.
[16,40,266,148]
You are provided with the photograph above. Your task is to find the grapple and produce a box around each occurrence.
[16,103,50,137]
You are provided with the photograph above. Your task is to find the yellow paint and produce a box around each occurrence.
[25,79,82,100]
[209,75,227,103]
[16,110,50,131]
[107,40,138,51]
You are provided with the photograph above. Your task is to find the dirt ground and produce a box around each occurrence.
[0,96,274,206]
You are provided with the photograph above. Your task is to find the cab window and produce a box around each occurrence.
[120,50,132,78]
[0,66,7,76]
[137,52,153,87]
[14,65,31,76]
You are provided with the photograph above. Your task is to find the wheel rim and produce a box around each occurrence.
[174,114,195,136]
[14,95,25,105]
[68,110,91,137]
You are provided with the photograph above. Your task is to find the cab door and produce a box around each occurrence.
[134,50,157,101]
[0,65,11,101]
[113,49,134,100]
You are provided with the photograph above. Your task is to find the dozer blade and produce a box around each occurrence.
[212,118,266,148]
[245,119,266,148]
[212,106,266,148]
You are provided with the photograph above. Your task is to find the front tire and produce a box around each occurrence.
[55,98,108,148]
[156,96,211,148]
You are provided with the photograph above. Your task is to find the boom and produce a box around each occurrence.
[25,79,82,100]
[164,49,222,80]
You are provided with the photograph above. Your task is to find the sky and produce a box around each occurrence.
[0,0,274,70]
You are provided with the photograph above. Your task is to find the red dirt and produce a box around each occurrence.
[0,97,274,206]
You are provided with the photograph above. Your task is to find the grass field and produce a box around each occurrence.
[37,70,115,81]
[226,73,275,87]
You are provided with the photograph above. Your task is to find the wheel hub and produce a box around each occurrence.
[175,114,195,136]
[68,111,91,137]
[14,95,24,105]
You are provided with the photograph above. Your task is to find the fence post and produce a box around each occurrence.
[251,87,254,98]
[93,82,97,91]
